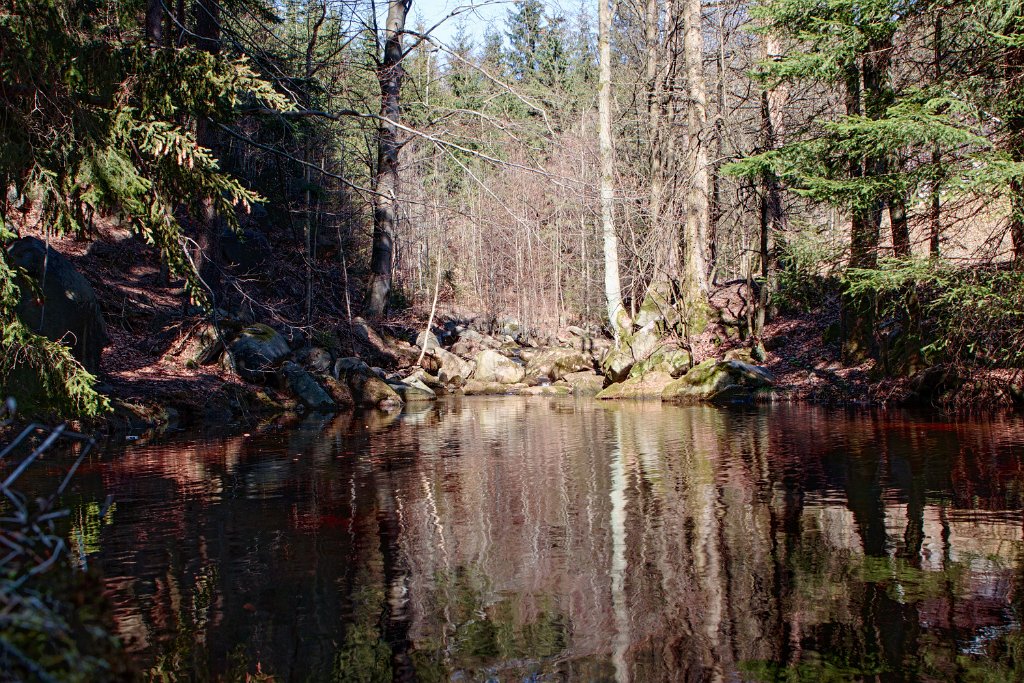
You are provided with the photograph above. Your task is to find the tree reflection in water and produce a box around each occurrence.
[50,400,1024,680]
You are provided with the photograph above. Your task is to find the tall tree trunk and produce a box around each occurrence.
[841,60,874,361]
[842,36,893,360]
[641,0,682,324]
[755,34,787,338]
[145,0,163,45]
[599,0,629,339]
[364,0,411,317]
[193,0,222,295]
[1006,15,1024,265]
[929,14,943,257]
[889,194,911,257]
[681,0,710,329]
[709,5,727,282]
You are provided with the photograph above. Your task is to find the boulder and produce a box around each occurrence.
[601,347,634,383]
[7,237,109,373]
[596,371,676,400]
[563,371,606,395]
[662,359,774,404]
[295,346,333,374]
[495,316,522,338]
[472,349,525,384]
[404,368,445,392]
[228,324,290,383]
[462,379,511,395]
[628,347,691,379]
[389,377,436,402]
[421,347,475,384]
[351,316,417,366]
[517,384,572,396]
[278,361,335,411]
[451,329,501,357]
[524,348,593,381]
[415,330,441,350]
[318,374,355,409]
[600,323,661,382]
[333,357,403,408]
[167,321,224,367]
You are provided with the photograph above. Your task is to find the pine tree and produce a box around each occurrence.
[505,0,546,81]
[0,0,287,416]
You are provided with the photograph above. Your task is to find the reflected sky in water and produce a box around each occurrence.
[53,399,1024,681]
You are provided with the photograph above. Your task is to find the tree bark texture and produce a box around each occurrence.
[681,0,710,327]
[599,0,629,339]
[365,0,411,317]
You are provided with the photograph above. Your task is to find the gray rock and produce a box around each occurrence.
[415,330,440,350]
[7,237,109,373]
[228,324,290,383]
[563,370,606,395]
[279,361,335,411]
[389,377,436,402]
[596,371,675,400]
[333,356,403,408]
[421,347,475,384]
[662,359,774,404]
[524,348,593,381]
[472,349,525,384]
[167,321,224,366]
[295,346,333,374]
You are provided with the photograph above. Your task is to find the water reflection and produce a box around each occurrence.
[61,400,1024,680]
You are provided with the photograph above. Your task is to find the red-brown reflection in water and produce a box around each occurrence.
[55,400,1024,681]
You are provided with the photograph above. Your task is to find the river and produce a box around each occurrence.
[57,398,1024,681]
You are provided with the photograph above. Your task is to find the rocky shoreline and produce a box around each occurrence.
[7,231,1023,434]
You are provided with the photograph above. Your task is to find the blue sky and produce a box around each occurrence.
[407,0,510,47]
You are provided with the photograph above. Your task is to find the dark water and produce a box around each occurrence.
[54,399,1024,680]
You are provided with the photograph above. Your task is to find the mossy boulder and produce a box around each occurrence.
[318,374,355,409]
[228,324,290,383]
[628,347,691,379]
[563,370,606,395]
[662,359,774,404]
[278,361,335,411]
[596,371,676,400]
[333,356,403,408]
[8,236,109,373]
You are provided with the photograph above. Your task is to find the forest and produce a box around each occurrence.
[6,1,1024,680]
[3,0,1024,419]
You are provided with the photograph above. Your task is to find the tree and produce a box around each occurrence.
[681,0,711,322]
[0,0,286,415]
[364,0,413,317]
[599,0,629,339]
[506,0,546,81]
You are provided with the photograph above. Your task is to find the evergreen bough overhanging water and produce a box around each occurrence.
[0,0,288,417]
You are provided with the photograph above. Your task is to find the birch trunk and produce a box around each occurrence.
[599,0,630,339]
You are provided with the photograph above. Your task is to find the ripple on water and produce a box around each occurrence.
[26,399,1024,680]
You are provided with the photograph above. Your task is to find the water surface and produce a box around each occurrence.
[59,398,1024,680]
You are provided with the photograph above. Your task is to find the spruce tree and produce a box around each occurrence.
[0,0,287,416]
